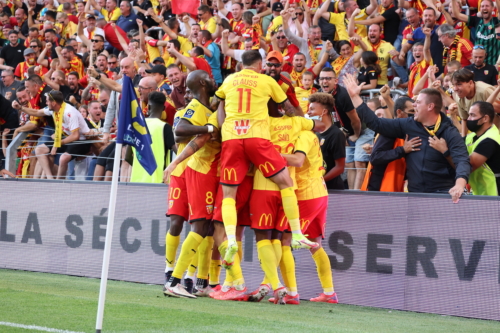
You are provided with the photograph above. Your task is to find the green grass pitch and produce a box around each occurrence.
[1,269,499,333]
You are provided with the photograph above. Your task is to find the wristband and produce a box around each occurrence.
[96,74,101,80]
[443,150,450,158]
[207,125,214,133]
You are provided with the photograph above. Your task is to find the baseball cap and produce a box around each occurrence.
[24,48,36,56]
[145,64,167,76]
[3,24,13,30]
[152,57,165,64]
[266,50,283,63]
[86,14,96,19]
[272,2,284,12]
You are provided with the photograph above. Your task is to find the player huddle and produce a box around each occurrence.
[162,50,337,305]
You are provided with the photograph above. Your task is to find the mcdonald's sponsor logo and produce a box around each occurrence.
[259,161,275,174]
[223,168,237,181]
[234,119,250,135]
[279,215,288,227]
[259,214,273,227]
[301,218,310,230]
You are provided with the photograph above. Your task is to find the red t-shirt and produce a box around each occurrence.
[193,57,213,79]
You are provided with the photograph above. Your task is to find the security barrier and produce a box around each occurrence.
[0,179,499,320]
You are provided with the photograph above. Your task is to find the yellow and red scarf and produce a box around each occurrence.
[443,35,461,67]
[331,56,351,75]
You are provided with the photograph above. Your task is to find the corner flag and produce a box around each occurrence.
[116,75,157,175]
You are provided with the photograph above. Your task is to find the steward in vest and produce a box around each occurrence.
[464,101,500,196]
[128,92,176,183]
[361,96,417,192]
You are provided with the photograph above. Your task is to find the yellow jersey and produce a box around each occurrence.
[171,108,191,178]
[215,69,288,142]
[182,99,221,175]
[329,9,368,41]
[100,7,121,22]
[294,130,328,200]
[200,17,217,34]
[295,86,317,114]
[362,37,395,86]
[253,116,315,191]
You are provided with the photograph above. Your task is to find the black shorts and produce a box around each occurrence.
[96,142,116,172]
[57,142,92,161]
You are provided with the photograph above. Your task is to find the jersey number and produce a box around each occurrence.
[237,88,251,113]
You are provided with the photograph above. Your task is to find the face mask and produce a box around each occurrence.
[308,115,322,121]
[466,116,484,132]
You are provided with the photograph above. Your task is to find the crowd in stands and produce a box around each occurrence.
[0,0,499,196]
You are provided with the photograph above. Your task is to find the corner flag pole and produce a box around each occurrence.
[95,141,123,333]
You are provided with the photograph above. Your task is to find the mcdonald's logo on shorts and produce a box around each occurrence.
[223,168,237,182]
[258,161,275,174]
[259,214,273,227]
[300,218,310,230]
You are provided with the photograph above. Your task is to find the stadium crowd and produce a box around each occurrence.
[1,0,500,303]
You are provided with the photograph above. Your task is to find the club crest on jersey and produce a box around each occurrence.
[485,70,489,75]
[234,119,250,135]
[169,200,174,208]
[183,109,195,118]
[320,138,325,146]
[206,205,213,214]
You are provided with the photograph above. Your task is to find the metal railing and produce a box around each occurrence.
[360,89,408,99]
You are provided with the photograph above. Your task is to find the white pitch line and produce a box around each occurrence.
[0,321,85,333]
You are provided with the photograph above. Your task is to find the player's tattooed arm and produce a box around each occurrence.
[280,99,297,117]
[163,134,211,184]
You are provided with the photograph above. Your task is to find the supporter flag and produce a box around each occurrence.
[116,76,157,175]
[171,0,198,16]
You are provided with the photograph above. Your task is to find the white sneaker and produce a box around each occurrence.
[164,284,197,298]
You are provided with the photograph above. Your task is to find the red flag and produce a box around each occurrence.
[171,0,199,16]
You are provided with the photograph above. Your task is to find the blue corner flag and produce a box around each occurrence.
[116,75,157,175]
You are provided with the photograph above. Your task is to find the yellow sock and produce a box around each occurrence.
[219,240,233,286]
[165,232,180,269]
[312,247,334,293]
[280,245,297,292]
[230,251,245,287]
[237,240,243,261]
[280,187,301,233]
[259,246,271,286]
[209,259,222,285]
[222,198,237,238]
[187,251,198,278]
[271,239,282,263]
[196,236,214,280]
[257,239,280,290]
[172,232,203,279]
